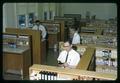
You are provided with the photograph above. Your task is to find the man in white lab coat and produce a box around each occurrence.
[69,27,80,44]
[33,20,47,40]
[57,40,80,69]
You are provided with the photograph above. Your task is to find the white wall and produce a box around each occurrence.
[61,3,117,19]
[3,3,7,32]
[3,3,57,31]
[3,3,17,32]
[16,3,39,27]
[3,3,117,32]
[3,3,39,32]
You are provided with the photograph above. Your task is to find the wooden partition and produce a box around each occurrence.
[40,20,65,41]
[54,17,73,41]
[54,17,87,39]
[59,21,65,41]
[5,28,42,64]
[76,47,95,70]
[39,21,60,48]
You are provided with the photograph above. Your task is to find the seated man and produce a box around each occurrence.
[57,40,80,69]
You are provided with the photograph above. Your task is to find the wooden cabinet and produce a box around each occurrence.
[3,33,32,80]
[3,46,31,80]
[76,47,95,71]
[5,28,42,64]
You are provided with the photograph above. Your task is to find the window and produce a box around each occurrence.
[28,13,34,28]
[18,15,26,28]
[44,11,47,20]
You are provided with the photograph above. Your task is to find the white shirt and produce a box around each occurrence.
[72,32,80,44]
[33,25,47,39]
[57,49,80,67]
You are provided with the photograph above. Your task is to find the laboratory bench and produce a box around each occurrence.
[29,64,117,80]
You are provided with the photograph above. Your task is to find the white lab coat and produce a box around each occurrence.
[72,32,80,44]
[57,49,80,67]
[33,25,47,39]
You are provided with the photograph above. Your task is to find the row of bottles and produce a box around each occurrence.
[81,35,117,47]
[30,71,57,80]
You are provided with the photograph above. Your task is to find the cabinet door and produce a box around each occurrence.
[3,53,23,72]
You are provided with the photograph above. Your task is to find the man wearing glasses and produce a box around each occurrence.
[57,40,80,68]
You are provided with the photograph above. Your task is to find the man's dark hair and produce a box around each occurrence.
[35,20,40,23]
[72,45,77,51]
[71,26,78,31]
[64,39,72,45]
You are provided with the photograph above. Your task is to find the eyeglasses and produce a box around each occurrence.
[63,45,70,47]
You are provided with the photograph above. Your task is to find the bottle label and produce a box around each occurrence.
[51,75,54,80]
[48,75,51,80]
[45,75,47,80]
[42,74,44,80]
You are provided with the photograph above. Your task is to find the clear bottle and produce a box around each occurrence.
[41,71,44,80]
[54,72,57,80]
[47,72,51,80]
[44,71,48,80]
[51,72,54,80]
[42,71,45,80]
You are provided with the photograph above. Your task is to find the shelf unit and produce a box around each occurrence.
[95,47,117,75]
[3,33,31,49]
[80,34,117,48]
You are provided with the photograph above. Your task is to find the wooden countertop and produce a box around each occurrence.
[29,64,117,80]
[3,45,30,54]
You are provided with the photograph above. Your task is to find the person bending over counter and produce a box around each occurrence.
[57,40,80,69]
[33,20,47,40]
